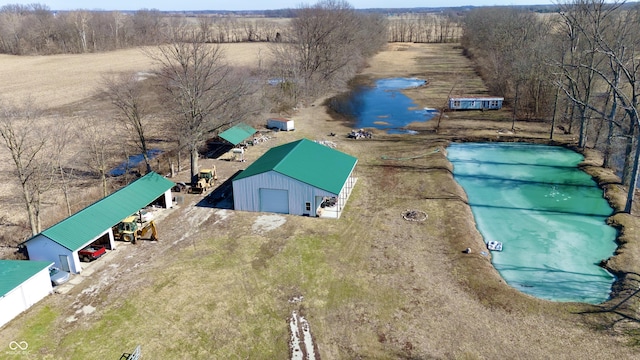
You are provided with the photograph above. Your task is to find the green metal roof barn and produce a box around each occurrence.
[232,139,357,218]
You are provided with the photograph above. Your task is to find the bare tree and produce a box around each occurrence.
[273,0,387,101]
[50,120,75,217]
[553,1,640,213]
[132,8,166,45]
[82,116,116,197]
[0,99,53,235]
[146,34,258,183]
[556,1,620,148]
[462,6,556,129]
[197,16,214,43]
[0,4,29,54]
[257,19,281,42]
[102,71,154,174]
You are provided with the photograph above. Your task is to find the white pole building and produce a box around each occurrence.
[0,260,53,328]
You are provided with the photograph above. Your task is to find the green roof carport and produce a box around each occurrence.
[219,123,257,146]
[35,172,174,251]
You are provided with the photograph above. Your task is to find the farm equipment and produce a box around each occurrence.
[113,215,158,244]
[189,167,218,194]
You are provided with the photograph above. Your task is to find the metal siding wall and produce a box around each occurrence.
[284,176,334,216]
[233,171,335,215]
[0,288,24,328]
[463,100,480,109]
[26,236,75,272]
[21,269,53,307]
[163,190,173,208]
[233,177,257,212]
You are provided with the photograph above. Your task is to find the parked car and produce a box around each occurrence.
[78,245,106,262]
[49,267,70,286]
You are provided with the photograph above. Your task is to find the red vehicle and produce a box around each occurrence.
[78,245,106,262]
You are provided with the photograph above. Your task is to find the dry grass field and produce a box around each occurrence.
[0,43,272,109]
[1,42,639,359]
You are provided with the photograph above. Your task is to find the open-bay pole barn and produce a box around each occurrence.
[232,138,357,218]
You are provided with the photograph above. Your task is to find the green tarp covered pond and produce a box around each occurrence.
[447,142,617,304]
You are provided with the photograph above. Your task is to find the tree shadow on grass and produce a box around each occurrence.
[577,272,640,328]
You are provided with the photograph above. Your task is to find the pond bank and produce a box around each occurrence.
[576,146,640,314]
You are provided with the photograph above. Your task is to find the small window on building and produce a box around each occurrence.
[305,202,311,211]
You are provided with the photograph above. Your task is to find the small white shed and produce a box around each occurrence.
[0,260,53,328]
[267,117,295,131]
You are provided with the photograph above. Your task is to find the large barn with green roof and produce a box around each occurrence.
[24,172,174,274]
[232,138,357,218]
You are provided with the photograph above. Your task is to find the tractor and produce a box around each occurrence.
[189,167,218,194]
[113,215,158,244]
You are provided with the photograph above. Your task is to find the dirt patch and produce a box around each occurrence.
[252,214,287,233]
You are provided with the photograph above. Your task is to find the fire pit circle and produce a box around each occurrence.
[402,209,428,222]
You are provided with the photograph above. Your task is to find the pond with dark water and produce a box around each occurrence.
[447,142,617,304]
[330,77,437,134]
[109,149,163,176]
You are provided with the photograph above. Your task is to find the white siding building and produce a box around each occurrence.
[0,260,53,328]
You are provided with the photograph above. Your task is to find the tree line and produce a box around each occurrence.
[462,0,640,213]
[0,4,290,54]
[387,12,462,43]
[0,0,388,241]
[0,3,459,55]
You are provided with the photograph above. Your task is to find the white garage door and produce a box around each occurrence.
[259,188,289,214]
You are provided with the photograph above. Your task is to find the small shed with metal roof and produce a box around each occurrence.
[219,123,257,146]
[0,260,53,328]
[24,172,174,274]
[232,138,357,218]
